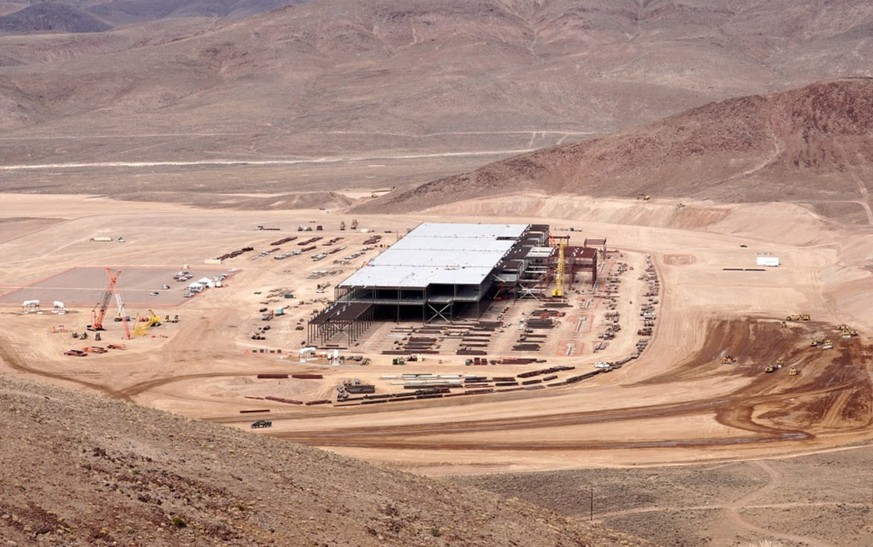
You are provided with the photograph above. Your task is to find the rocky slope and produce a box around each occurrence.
[1,0,872,169]
[0,1,302,27]
[0,3,110,34]
[364,78,873,210]
[0,373,651,546]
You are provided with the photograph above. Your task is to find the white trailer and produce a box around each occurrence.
[756,254,780,267]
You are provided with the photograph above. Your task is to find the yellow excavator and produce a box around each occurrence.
[133,309,162,336]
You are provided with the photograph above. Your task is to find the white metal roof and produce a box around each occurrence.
[340,223,528,288]
[527,246,553,259]
[389,237,514,253]
[370,249,508,269]
[403,223,527,239]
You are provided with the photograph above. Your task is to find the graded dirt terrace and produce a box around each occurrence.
[2,192,872,476]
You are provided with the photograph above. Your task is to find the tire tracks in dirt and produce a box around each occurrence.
[0,336,112,395]
[709,460,836,546]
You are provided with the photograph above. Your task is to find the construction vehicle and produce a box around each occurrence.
[820,339,833,350]
[720,355,737,365]
[250,420,272,429]
[786,314,811,322]
[637,193,651,201]
[788,367,798,376]
[83,346,107,354]
[764,359,784,373]
[133,309,161,337]
[350,219,358,230]
[88,268,131,339]
[339,221,346,231]
[837,324,859,338]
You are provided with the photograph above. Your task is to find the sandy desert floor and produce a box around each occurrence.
[2,192,871,467]
[1,191,873,544]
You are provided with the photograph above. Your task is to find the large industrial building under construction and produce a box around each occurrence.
[307,222,604,345]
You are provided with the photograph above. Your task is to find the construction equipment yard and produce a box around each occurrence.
[1,193,872,482]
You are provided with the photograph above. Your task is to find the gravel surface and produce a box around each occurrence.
[0,373,652,546]
[459,456,873,546]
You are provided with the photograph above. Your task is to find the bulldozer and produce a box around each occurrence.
[720,354,737,365]
[786,314,811,322]
[837,324,859,338]
[764,359,784,373]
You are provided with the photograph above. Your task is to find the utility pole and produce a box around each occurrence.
[590,483,594,522]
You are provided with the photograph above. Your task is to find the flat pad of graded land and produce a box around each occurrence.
[1,192,873,547]
[0,266,232,308]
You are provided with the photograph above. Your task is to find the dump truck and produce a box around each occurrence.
[250,420,272,429]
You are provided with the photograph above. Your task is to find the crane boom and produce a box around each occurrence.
[113,289,131,339]
[553,239,566,297]
[89,268,122,331]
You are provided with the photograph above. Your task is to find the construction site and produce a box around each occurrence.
[0,194,871,490]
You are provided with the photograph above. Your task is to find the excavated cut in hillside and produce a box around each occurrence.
[365,79,873,211]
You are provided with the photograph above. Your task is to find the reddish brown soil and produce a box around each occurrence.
[369,79,873,212]
[269,319,873,453]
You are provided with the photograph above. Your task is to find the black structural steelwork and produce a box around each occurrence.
[332,280,491,324]
[307,223,609,345]
[307,302,375,346]
[566,245,599,287]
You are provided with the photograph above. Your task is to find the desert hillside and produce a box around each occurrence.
[367,78,873,211]
[0,373,648,546]
[0,3,111,34]
[0,1,300,26]
[1,0,872,184]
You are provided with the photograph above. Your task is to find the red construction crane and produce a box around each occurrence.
[88,268,130,338]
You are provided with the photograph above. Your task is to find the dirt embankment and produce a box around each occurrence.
[0,373,651,546]
[272,318,873,452]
